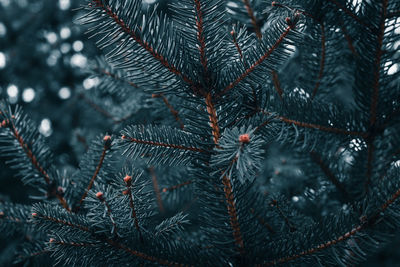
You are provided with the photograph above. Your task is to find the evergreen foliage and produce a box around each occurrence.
[1,0,400,266]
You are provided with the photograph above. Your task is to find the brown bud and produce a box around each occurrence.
[239,133,250,144]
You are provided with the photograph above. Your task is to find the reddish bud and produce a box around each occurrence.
[230,30,235,36]
[0,211,4,218]
[285,17,292,25]
[49,238,55,243]
[272,1,277,6]
[162,188,167,193]
[121,135,126,140]
[122,189,129,195]
[103,135,112,149]
[96,191,104,199]
[1,120,9,128]
[32,213,37,217]
[239,133,250,144]
[124,175,132,184]
[11,115,15,119]
[57,186,64,194]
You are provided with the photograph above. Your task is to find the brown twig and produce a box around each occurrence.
[149,167,165,213]
[310,151,350,199]
[221,15,299,96]
[152,93,185,129]
[75,136,111,212]
[243,0,262,39]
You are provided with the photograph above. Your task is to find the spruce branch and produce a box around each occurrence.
[326,0,375,32]
[257,110,367,137]
[242,0,262,39]
[122,174,144,243]
[75,135,113,212]
[152,93,184,130]
[149,167,165,214]
[0,105,70,211]
[221,13,300,96]
[365,0,388,192]
[87,0,196,90]
[271,70,283,100]
[309,151,350,200]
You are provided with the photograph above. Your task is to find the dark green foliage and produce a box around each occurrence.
[1,0,400,266]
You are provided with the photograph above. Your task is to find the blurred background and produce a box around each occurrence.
[0,0,398,265]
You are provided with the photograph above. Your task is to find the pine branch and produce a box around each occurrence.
[34,205,187,266]
[221,14,299,96]
[0,107,70,211]
[337,16,358,57]
[122,175,144,243]
[230,30,245,65]
[258,110,367,137]
[95,191,118,236]
[242,0,262,39]
[311,22,325,99]
[94,67,138,89]
[75,135,112,212]
[309,151,350,199]
[120,125,205,165]
[271,70,283,100]
[162,180,193,193]
[152,93,184,130]
[326,0,375,32]
[259,224,363,266]
[194,0,209,76]
[205,93,220,143]
[87,0,198,93]
[365,0,388,192]
[149,167,165,214]
[270,199,296,232]
[80,93,133,124]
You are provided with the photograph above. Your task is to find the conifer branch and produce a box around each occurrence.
[149,167,165,213]
[152,93,184,130]
[95,67,138,88]
[243,0,262,39]
[230,30,245,65]
[50,238,98,248]
[123,175,143,243]
[338,17,358,57]
[38,212,186,266]
[205,93,245,254]
[258,110,367,137]
[4,120,70,211]
[261,176,400,266]
[162,180,193,193]
[271,70,283,100]
[80,93,133,124]
[91,0,196,88]
[76,135,112,212]
[205,93,221,144]
[222,17,298,95]
[0,211,25,224]
[311,22,325,99]
[194,0,209,75]
[259,224,364,266]
[326,0,375,32]
[365,0,388,192]
[222,173,245,255]
[250,208,275,234]
[309,151,350,199]
[33,213,90,232]
[270,199,296,232]
[96,192,118,236]
[122,135,204,153]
